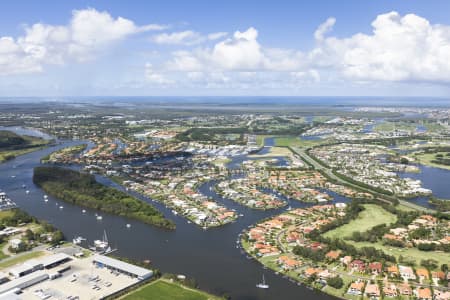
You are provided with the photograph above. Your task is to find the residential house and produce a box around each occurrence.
[416,287,432,300]
[347,281,365,295]
[368,262,382,275]
[383,283,398,298]
[364,282,380,299]
[350,259,366,272]
[387,264,399,277]
[325,250,341,261]
[398,283,412,296]
[399,265,416,280]
[434,290,450,300]
[416,268,429,281]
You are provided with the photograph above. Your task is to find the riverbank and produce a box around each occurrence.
[121,278,225,300]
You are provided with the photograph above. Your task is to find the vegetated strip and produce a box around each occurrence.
[33,166,175,229]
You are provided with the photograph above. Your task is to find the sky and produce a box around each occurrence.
[1,0,450,97]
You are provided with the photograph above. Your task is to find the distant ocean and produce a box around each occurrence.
[1,96,450,107]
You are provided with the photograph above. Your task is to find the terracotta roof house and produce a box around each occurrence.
[432,271,445,281]
[347,281,365,295]
[386,264,399,277]
[368,262,382,275]
[304,267,319,278]
[364,282,380,299]
[416,268,429,280]
[325,250,341,261]
[350,259,366,272]
[416,287,432,300]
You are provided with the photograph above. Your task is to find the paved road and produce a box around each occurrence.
[290,147,434,213]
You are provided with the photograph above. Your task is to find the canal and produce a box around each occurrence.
[0,131,343,300]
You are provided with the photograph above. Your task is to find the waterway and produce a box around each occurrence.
[0,128,344,300]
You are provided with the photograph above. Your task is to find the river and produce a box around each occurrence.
[0,129,343,300]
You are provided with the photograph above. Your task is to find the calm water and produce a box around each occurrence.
[399,165,450,207]
[0,134,337,300]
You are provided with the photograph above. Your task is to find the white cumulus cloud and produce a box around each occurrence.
[0,8,165,75]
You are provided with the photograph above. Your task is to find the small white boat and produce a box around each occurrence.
[25,190,30,194]
[96,215,103,220]
[82,209,86,213]
[126,224,131,228]
[256,274,269,289]
[44,195,48,199]
[44,199,48,202]
[59,206,64,209]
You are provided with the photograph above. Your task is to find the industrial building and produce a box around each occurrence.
[0,271,48,295]
[92,255,153,280]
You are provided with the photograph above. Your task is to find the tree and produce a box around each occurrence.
[327,276,344,289]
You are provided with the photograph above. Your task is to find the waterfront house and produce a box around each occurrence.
[347,281,364,295]
[364,282,380,299]
[304,268,319,278]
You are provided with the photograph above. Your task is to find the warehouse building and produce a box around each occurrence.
[92,255,153,280]
[0,271,48,295]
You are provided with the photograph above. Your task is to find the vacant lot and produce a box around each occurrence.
[324,204,397,239]
[123,279,222,300]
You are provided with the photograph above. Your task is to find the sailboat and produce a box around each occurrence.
[256,274,269,289]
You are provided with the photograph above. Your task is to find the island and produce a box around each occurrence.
[32,166,175,230]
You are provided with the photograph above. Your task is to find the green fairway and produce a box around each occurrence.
[350,240,449,266]
[123,279,222,300]
[324,204,397,239]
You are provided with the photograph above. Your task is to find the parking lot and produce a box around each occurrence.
[20,256,140,300]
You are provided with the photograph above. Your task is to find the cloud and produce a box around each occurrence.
[207,32,228,40]
[152,30,228,45]
[314,17,336,41]
[145,63,173,85]
[155,11,450,88]
[153,30,204,45]
[313,11,450,83]
[0,8,165,75]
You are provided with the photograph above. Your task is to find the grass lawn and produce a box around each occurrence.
[0,250,46,269]
[351,240,449,266]
[122,279,223,300]
[414,152,450,171]
[324,204,397,239]
[0,210,15,220]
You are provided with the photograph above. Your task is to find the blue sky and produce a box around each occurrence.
[1,0,450,97]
